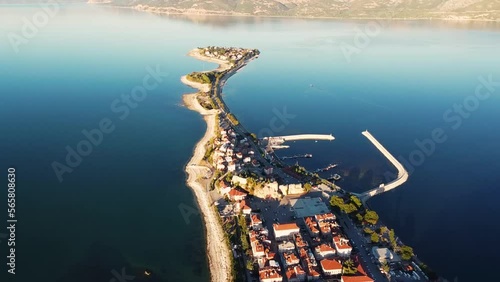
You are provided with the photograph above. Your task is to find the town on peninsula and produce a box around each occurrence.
[182,46,436,282]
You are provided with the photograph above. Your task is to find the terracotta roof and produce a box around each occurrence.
[315,213,335,221]
[228,188,247,197]
[341,275,374,282]
[283,252,299,264]
[239,200,251,211]
[304,217,319,233]
[286,265,306,279]
[251,214,262,224]
[273,223,299,231]
[259,267,282,280]
[320,258,342,271]
[333,236,352,250]
[317,243,335,253]
[307,266,321,277]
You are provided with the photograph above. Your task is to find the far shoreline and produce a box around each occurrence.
[88,3,500,23]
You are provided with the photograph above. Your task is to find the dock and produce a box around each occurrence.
[356,130,409,202]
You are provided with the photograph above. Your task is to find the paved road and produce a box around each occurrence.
[338,213,389,282]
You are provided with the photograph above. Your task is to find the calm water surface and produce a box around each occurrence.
[1,4,499,282]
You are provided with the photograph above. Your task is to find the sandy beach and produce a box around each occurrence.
[182,50,231,282]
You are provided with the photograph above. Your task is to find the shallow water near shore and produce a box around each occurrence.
[1,4,500,282]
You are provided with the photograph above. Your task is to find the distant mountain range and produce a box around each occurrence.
[103,0,500,21]
[2,0,499,21]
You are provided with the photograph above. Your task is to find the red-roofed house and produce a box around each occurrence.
[228,188,247,201]
[315,213,335,222]
[306,265,321,281]
[239,200,252,215]
[250,213,263,229]
[341,276,374,282]
[219,180,232,195]
[259,267,282,282]
[303,217,320,237]
[282,251,300,266]
[273,223,300,241]
[333,236,352,257]
[314,243,336,259]
[320,258,342,276]
[286,265,306,282]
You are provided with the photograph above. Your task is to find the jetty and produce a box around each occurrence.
[355,130,409,202]
[264,134,334,151]
[314,163,338,173]
[281,154,312,160]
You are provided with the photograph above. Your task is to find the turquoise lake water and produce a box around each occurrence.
[1,4,500,282]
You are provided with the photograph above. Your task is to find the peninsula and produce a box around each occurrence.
[181,47,436,282]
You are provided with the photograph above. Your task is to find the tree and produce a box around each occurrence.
[343,203,358,214]
[370,233,379,244]
[364,210,379,225]
[400,245,414,260]
[381,261,390,273]
[303,183,312,192]
[364,227,374,234]
[342,259,357,275]
[350,195,362,208]
[329,196,345,209]
[380,226,389,234]
[388,229,397,251]
[246,259,254,271]
[356,213,364,223]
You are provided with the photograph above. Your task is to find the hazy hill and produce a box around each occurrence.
[106,0,500,21]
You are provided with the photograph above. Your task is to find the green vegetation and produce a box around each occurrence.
[303,183,312,192]
[216,207,236,281]
[186,71,216,84]
[237,215,251,256]
[329,195,358,214]
[227,113,239,125]
[381,261,390,273]
[342,259,357,275]
[370,232,379,244]
[364,210,379,225]
[204,138,215,162]
[246,259,254,271]
[400,245,414,260]
[388,228,397,251]
[355,213,363,222]
[364,227,374,234]
[350,195,362,208]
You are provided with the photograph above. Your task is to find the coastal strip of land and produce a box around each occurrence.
[182,48,253,282]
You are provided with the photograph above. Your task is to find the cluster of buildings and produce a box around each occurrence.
[198,46,258,63]
[212,126,258,173]
[241,209,374,282]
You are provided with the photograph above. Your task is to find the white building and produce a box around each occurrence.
[259,267,282,282]
[372,247,400,263]
[273,223,300,241]
[333,236,352,257]
[320,258,342,276]
[314,244,336,259]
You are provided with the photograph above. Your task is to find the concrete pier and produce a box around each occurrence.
[357,130,408,202]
